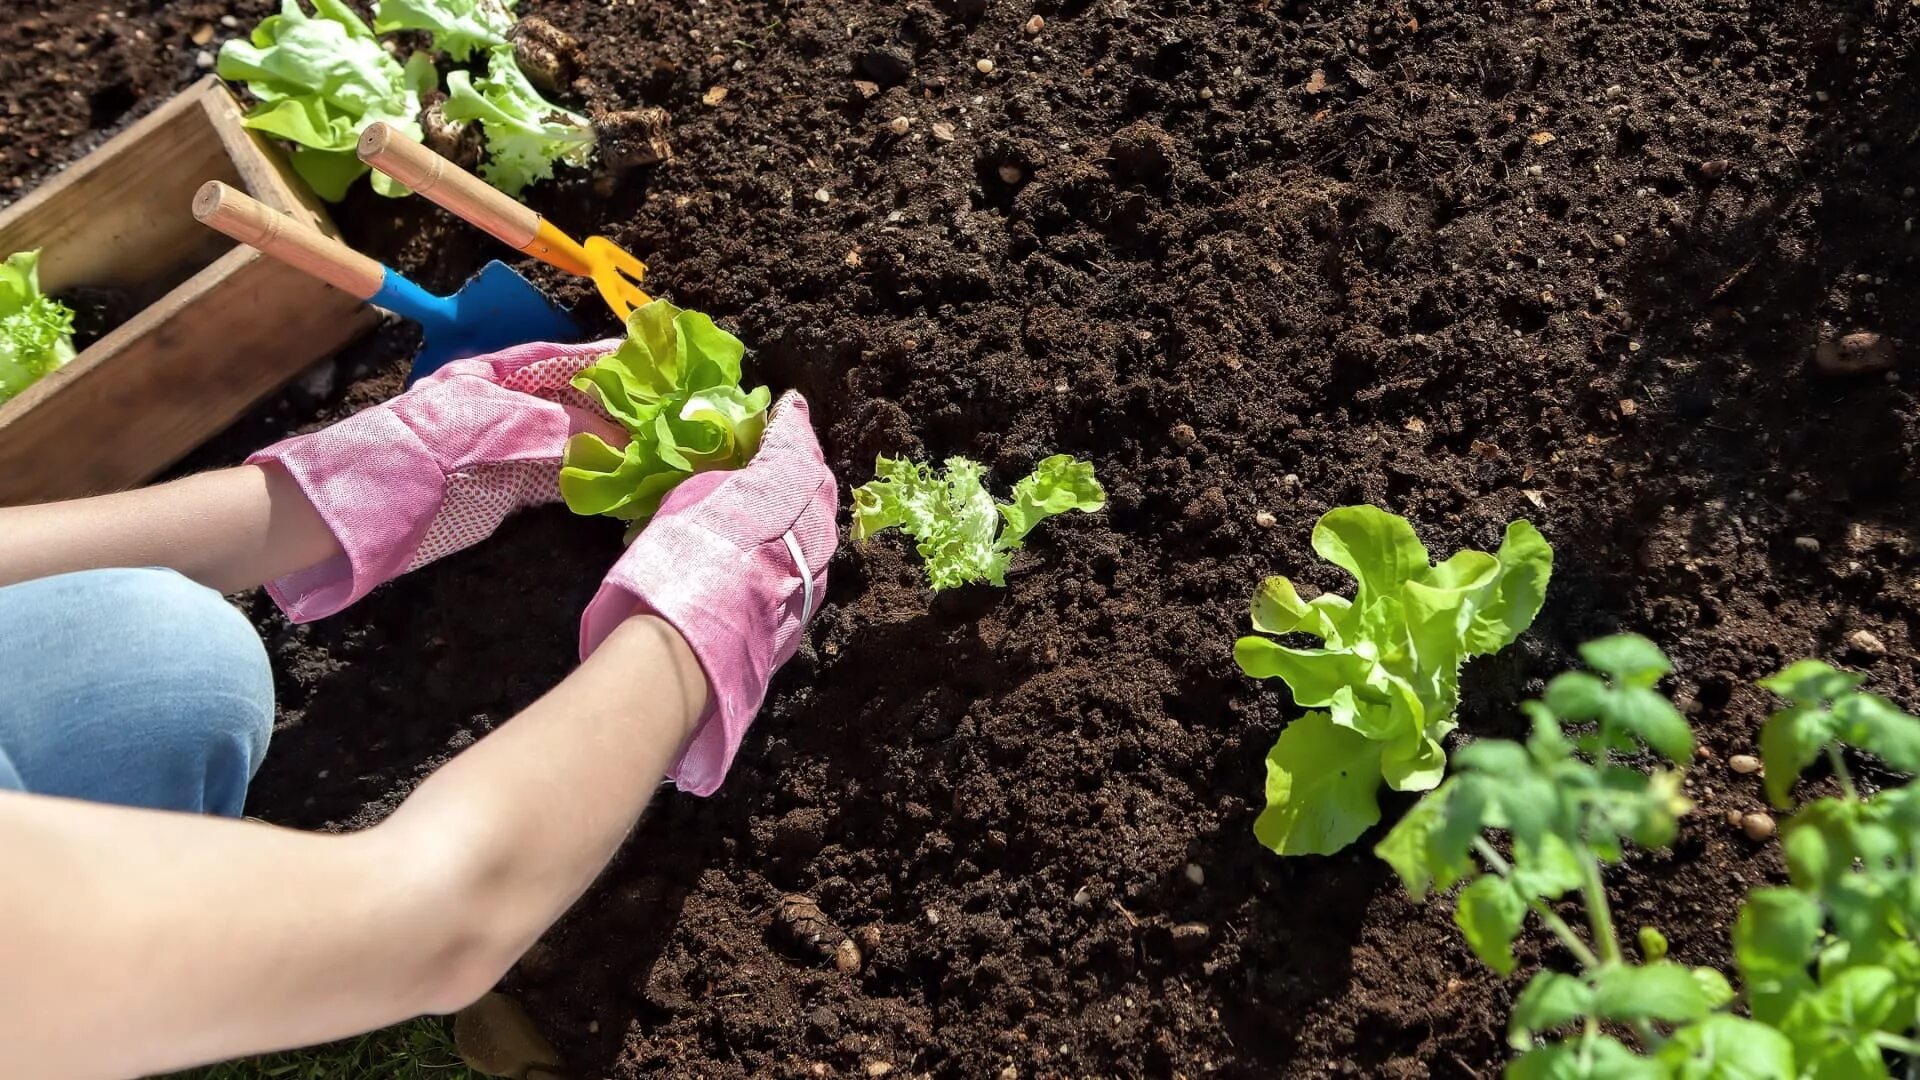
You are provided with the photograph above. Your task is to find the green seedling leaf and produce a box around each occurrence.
[1455,874,1528,975]
[1252,712,1383,856]
[218,0,435,200]
[0,249,75,406]
[559,300,770,535]
[1733,888,1823,1025]
[1509,1036,1665,1080]
[1508,971,1596,1048]
[1638,926,1669,963]
[1239,508,1553,856]
[1656,1015,1796,1080]
[1759,704,1840,809]
[1590,962,1717,1025]
[373,0,515,60]
[852,454,1103,592]
[1578,633,1673,688]
[1373,779,1475,897]
[1759,660,1863,707]
[444,46,594,197]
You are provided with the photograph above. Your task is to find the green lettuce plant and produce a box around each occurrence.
[373,0,515,61]
[443,46,593,197]
[559,300,770,537]
[217,0,437,201]
[851,455,1106,590]
[0,250,76,406]
[1382,639,1920,1079]
[1235,506,1552,855]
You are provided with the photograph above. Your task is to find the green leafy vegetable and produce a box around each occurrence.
[1234,507,1553,855]
[217,0,437,201]
[559,299,771,536]
[850,454,1105,591]
[1379,637,1920,1079]
[372,0,515,61]
[443,46,594,197]
[0,250,76,406]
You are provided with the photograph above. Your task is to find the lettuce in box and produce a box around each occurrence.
[0,250,77,406]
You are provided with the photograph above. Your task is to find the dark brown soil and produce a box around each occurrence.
[7,1,1920,1077]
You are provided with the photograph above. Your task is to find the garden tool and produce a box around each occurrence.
[192,181,578,385]
[356,122,651,322]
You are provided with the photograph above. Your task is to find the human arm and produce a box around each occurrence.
[0,612,704,1080]
[0,464,341,593]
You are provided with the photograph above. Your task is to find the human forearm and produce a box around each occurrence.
[0,615,704,1078]
[0,464,340,592]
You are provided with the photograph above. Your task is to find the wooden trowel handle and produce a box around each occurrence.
[193,182,385,300]
[358,122,543,249]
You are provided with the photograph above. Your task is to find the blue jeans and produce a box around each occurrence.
[0,568,274,816]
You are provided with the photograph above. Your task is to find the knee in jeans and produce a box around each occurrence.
[97,568,275,777]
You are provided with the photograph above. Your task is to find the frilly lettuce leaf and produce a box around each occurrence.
[443,46,593,197]
[372,0,516,61]
[1236,507,1553,855]
[217,0,436,200]
[852,453,1105,591]
[559,300,770,538]
[0,250,76,406]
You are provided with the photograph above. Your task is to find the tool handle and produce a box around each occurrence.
[358,122,542,248]
[193,181,385,300]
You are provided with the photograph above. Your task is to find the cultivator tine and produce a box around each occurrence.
[586,236,650,320]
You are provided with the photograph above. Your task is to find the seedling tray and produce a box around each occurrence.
[0,76,377,505]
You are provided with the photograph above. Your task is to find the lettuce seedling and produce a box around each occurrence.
[0,250,76,406]
[443,46,594,197]
[218,0,438,201]
[1235,506,1552,855]
[852,455,1105,590]
[560,300,771,537]
[373,0,516,61]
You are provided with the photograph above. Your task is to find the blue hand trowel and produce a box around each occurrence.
[193,182,577,385]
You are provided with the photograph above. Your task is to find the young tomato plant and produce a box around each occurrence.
[851,455,1105,590]
[1381,638,1920,1079]
[1234,506,1552,855]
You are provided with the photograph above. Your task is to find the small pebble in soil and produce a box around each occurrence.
[1025,14,1045,35]
[931,122,955,141]
[191,24,215,45]
[978,58,996,73]
[1171,922,1212,953]
[814,188,832,203]
[1254,511,1277,528]
[997,162,1024,185]
[1170,422,1197,446]
[809,1065,829,1079]
[1848,629,1888,659]
[220,14,240,28]
[1728,754,1761,775]
[834,937,863,973]
[1742,812,1777,840]
[1072,886,1092,908]
[1698,159,1731,181]
[867,1064,894,1078]
[195,49,215,69]
[1185,862,1205,885]
[1794,536,1822,554]
[1814,331,1896,375]
[887,115,912,135]
[1000,1069,1020,1080]
[1726,809,1744,827]
[1611,233,1628,248]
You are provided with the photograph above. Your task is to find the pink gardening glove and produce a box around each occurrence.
[249,339,624,622]
[580,392,838,797]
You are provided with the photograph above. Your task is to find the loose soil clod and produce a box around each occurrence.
[509,17,585,99]
[595,106,673,176]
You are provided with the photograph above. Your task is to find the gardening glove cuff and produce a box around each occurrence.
[580,392,839,797]
[250,338,623,622]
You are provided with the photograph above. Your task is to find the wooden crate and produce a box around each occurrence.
[0,76,377,505]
